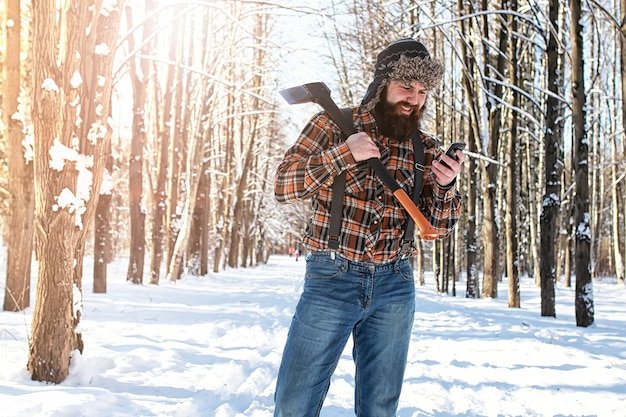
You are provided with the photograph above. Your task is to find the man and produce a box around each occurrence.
[273,39,465,417]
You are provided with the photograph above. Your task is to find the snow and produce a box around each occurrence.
[47,139,94,229]
[41,78,60,93]
[95,42,111,56]
[1,253,626,417]
[70,71,83,89]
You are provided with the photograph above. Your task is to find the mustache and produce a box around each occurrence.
[394,101,419,114]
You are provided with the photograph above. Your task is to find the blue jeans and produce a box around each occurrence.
[274,251,415,417]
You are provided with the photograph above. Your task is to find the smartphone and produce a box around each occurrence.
[440,142,466,168]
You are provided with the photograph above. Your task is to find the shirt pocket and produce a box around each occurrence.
[344,165,367,196]
[395,167,416,196]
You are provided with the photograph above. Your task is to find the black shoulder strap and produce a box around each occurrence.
[327,108,352,250]
[328,171,345,250]
[400,132,425,252]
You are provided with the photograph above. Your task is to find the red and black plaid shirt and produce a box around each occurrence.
[274,108,462,264]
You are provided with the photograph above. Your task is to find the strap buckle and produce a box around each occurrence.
[400,239,413,253]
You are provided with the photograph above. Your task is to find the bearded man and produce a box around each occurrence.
[273,38,465,417]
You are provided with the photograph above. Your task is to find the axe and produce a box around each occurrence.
[279,82,439,241]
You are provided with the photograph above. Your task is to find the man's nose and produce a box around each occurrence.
[405,91,419,105]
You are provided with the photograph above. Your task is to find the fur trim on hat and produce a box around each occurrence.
[361,54,444,113]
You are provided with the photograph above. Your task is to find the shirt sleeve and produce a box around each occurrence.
[419,139,463,237]
[274,112,357,204]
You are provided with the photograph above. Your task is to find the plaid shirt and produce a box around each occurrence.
[274,107,463,264]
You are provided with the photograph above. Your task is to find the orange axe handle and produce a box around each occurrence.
[367,158,439,241]
[392,189,439,241]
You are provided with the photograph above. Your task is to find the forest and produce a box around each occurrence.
[0,0,624,383]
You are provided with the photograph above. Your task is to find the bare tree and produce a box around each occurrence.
[540,0,563,317]
[505,0,520,308]
[93,146,113,293]
[570,0,594,327]
[616,0,626,285]
[3,0,34,312]
[124,2,156,284]
[28,0,122,383]
[148,11,180,284]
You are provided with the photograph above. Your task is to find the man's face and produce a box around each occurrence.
[376,80,428,140]
[386,80,428,115]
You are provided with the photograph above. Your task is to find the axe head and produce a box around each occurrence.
[279,82,331,105]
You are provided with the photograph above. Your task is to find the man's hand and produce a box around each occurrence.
[345,132,381,162]
[432,150,466,187]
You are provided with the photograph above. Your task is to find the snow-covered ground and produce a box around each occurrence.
[1,253,625,417]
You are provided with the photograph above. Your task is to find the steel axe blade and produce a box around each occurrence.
[279,82,331,105]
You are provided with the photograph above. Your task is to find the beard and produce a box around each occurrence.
[374,97,426,140]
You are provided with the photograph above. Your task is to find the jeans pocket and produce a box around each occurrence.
[397,261,415,282]
[305,257,342,281]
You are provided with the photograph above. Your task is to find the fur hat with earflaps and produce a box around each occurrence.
[361,38,444,113]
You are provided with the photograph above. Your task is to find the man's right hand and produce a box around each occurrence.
[345,132,381,162]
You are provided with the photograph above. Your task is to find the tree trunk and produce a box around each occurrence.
[415,238,424,286]
[28,0,121,383]
[465,137,479,298]
[540,0,563,317]
[480,3,502,299]
[124,4,152,284]
[433,241,441,293]
[570,0,594,327]
[167,95,213,281]
[609,133,624,285]
[166,64,185,271]
[505,0,520,308]
[457,0,480,299]
[149,19,178,285]
[3,0,34,312]
[617,0,626,285]
[93,151,113,294]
